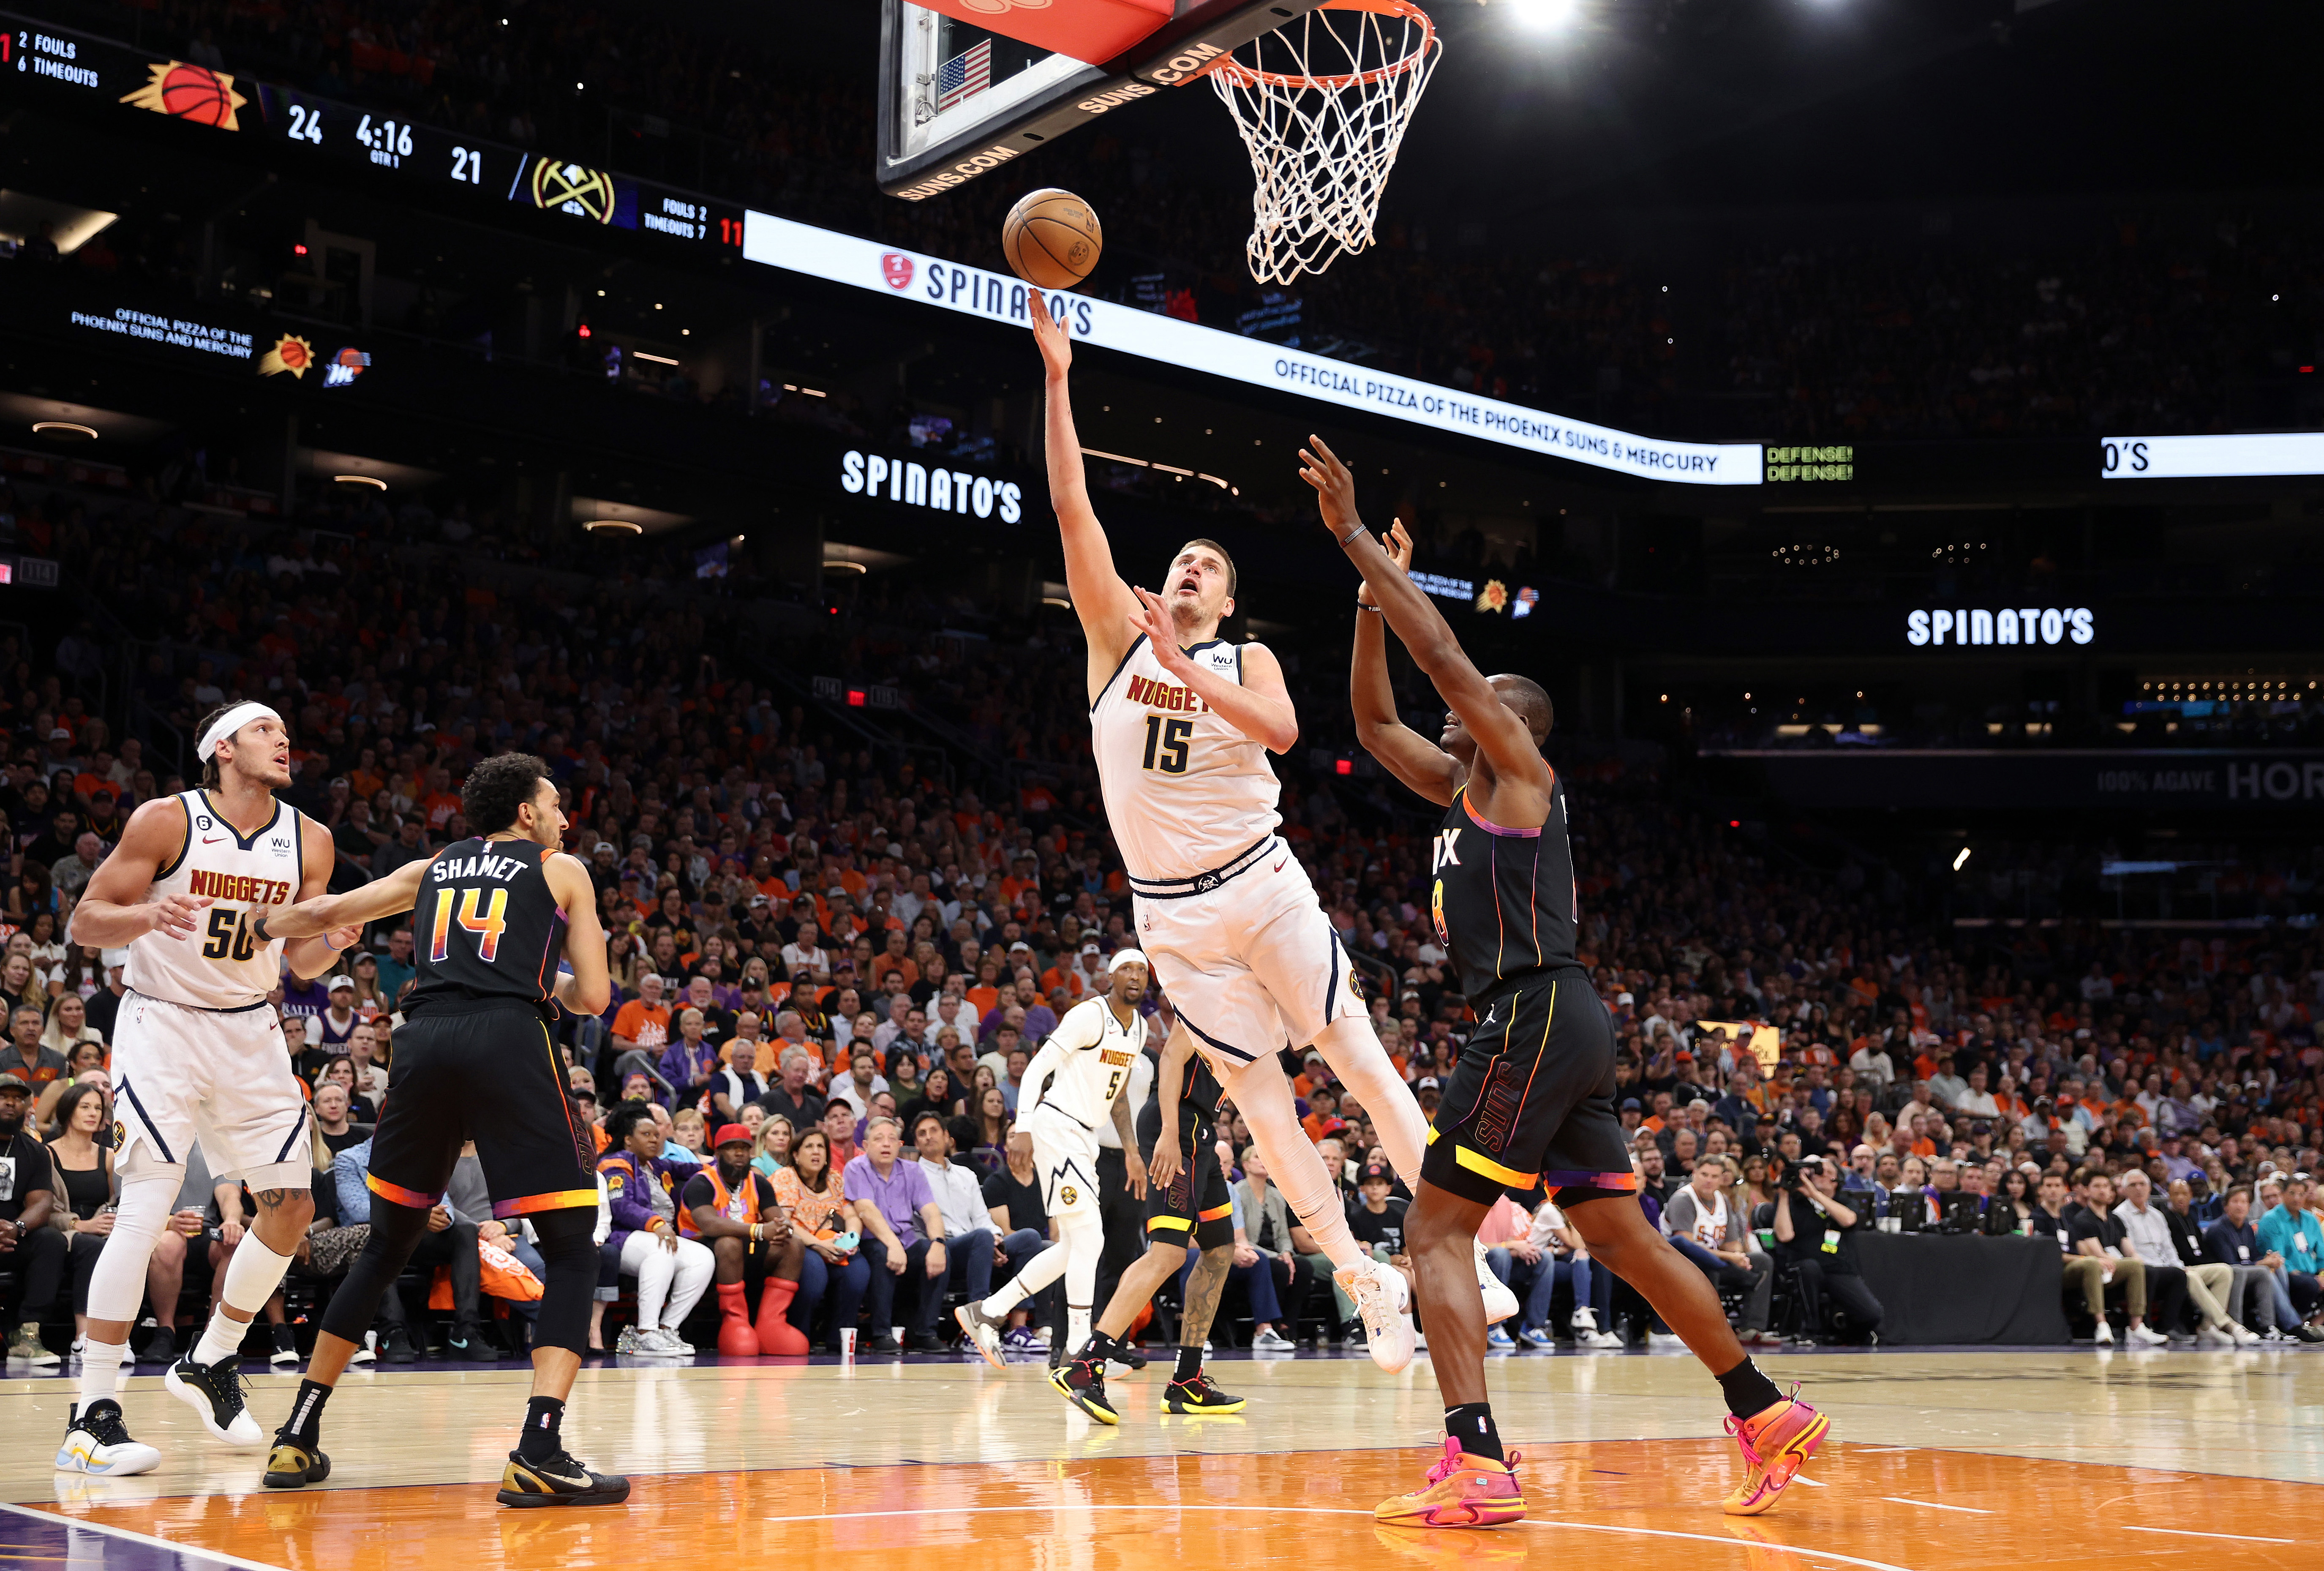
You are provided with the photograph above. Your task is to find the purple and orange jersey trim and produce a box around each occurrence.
[493,1189,599,1219]
[1460,790,1543,838]
[1542,1168,1643,1195]
[364,1171,442,1209]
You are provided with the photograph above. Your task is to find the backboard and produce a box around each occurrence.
[878,0,1330,200]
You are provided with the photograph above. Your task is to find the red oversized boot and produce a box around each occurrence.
[716,1282,760,1357]
[755,1277,810,1355]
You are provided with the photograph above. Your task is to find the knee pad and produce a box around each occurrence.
[529,1208,602,1357]
[82,1151,184,1322]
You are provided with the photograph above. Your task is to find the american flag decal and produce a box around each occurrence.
[937,39,992,113]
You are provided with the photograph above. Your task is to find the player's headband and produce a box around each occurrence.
[197,702,283,762]
[1108,948,1150,974]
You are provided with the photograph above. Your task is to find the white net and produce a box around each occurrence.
[1207,0,1441,285]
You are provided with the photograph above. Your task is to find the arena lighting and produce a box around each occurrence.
[1041,596,1072,608]
[1953,848,1972,871]
[332,474,387,490]
[1507,0,1580,31]
[30,421,98,440]
[632,351,681,366]
[823,559,869,574]
[584,518,643,535]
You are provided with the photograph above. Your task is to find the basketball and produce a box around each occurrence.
[1002,188,1103,291]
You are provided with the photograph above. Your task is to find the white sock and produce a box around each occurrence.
[76,1339,128,1411]
[1067,1306,1092,1355]
[196,1233,298,1366]
[984,1241,1067,1318]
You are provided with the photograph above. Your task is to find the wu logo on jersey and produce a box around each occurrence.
[270,836,291,852]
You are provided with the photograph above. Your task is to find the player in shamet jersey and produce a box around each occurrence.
[247,753,623,1508]
[1024,290,1442,1369]
[957,949,1150,1397]
[1306,436,1828,1526]
[60,702,360,1477]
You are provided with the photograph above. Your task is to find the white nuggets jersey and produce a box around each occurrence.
[1029,994,1147,1132]
[1091,634,1282,883]
[124,790,299,1009]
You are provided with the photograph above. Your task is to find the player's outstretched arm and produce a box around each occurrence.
[1303,434,1548,808]
[260,857,429,944]
[67,797,208,947]
[1031,291,1140,700]
[282,813,364,980]
[1126,587,1300,753]
[546,852,613,1017]
[1348,519,1462,806]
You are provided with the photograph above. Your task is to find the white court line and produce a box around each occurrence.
[2124,1525,2296,1546]
[726,1502,1929,1571]
[1880,1496,1992,1515]
[1790,1475,1827,1486]
[0,1502,291,1571]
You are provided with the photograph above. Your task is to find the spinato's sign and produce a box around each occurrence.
[840,450,1024,523]
[1906,607,2093,648]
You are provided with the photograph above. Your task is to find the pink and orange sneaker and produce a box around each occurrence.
[1374,1437,1528,1528]
[1722,1386,1830,1516]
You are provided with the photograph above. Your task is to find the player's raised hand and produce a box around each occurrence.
[144,890,213,940]
[1028,288,1073,379]
[1357,520,1415,607]
[1128,584,1186,668]
[1298,434,1363,540]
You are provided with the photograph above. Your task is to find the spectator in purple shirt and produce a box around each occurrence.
[842,1116,948,1353]
[657,1009,720,1107]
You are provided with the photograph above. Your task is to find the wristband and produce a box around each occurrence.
[251,915,271,944]
[750,1222,762,1244]
[1336,523,1367,545]
[1355,603,1382,614]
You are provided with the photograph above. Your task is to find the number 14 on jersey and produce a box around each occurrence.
[429,886,508,963]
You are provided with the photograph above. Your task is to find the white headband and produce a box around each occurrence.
[198,702,283,762]
[1108,947,1150,974]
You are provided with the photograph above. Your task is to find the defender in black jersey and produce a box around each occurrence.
[248,755,628,1509]
[1311,436,1826,1527]
[1052,1021,1244,1417]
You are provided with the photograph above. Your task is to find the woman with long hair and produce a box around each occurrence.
[1740,1153,1776,1215]
[771,1128,868,1351]
[899,1065,956,1133]
[40,995,104,1059]
[1983,1167,2035,1236]
[0,953,38,1019]
[8,864,55,924]
[32,1041,108,1131]
[973,1085,1010,1157]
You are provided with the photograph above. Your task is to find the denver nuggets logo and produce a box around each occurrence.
[1060,1184,1079,1206]
[112,1120,126,1149]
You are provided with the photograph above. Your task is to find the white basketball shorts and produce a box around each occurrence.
[112,991,311,1190]
[1026,1106,1104,1225]
[1132,841,1366,1081]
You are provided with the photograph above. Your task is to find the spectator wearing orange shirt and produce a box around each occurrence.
[613,973,674,1059]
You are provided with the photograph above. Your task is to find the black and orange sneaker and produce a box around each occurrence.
[1162,1371,1245,1415]
[496,1448,632,1508]
[1045,1357,1120,1424]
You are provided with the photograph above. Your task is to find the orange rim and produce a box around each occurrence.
[1207,0,1436,92]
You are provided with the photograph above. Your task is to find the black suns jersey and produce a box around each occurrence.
[408,837,569,1017]
[1428,780,1580,1000]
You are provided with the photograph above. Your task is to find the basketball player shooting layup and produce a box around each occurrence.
[1302,436,1828,1527]
[246,753,624,1508]
[1024,290,1426,1366]
[58,703,359,1478]
[957,949,1148,1385]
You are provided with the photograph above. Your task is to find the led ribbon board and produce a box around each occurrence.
[742,213,1762,487]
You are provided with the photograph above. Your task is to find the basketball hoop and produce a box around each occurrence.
[1204,0,1440,285]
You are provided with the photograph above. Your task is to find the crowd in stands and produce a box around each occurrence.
[0,446,2319,1364]
[33,0,2321,444]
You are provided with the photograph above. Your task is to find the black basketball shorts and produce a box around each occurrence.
[1420,967,1639,1208]
[1136,1101,1234,1250]
[363,1001,598,1220]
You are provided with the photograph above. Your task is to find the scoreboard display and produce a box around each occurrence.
[1,14,746,251]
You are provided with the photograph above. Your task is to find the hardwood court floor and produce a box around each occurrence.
[4,1347,2319,1571]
